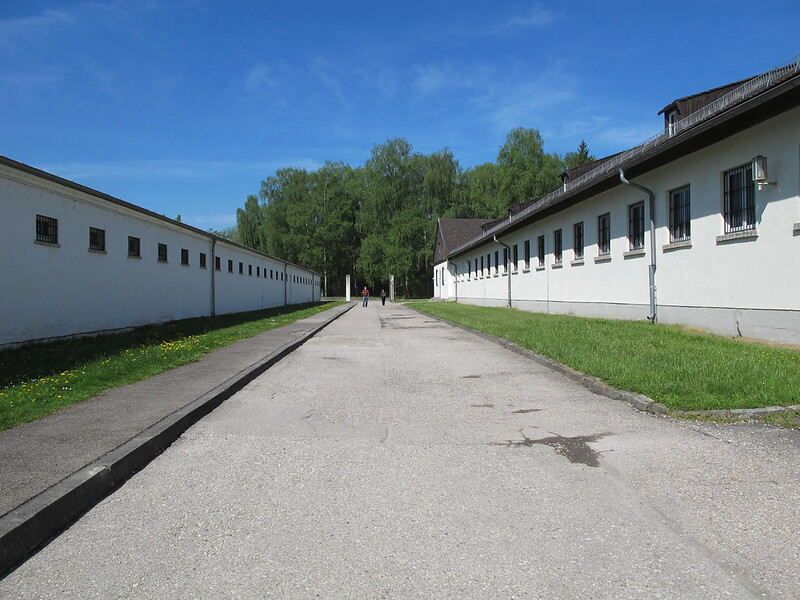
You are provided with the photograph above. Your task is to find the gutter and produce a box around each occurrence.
[492,235,512,308]
[619,169,657,323]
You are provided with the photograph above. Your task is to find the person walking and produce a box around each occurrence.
[380,289,387,306]
[361,286,369,307]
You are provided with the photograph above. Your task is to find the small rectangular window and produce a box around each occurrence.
[494,251,499,274]
[181,248,190,266]
[228,259,233,273]
[200,252,207,268]
[239,262,243,274]
[158,243,168,262]
[270,269,273,279]
[723,165,755,233]
[128,236,141,258]
[248,264,252,276]
[537,235,545,266]
[89,227,106,252]
[512,244,518,271]
[524,240,530,269]
[36,214,58,244]
[598,213,611,255]
[215,256,221,270]
[553,229,563,264]
[480,256,484,276]
[257,266,260,277]
[573,222,584,259]
[502,248,508,274]
[467,259,472,279]
[669,185,691,242]
[628,202,645,250]
[486,253,490,276]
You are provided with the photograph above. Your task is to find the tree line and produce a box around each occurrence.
[221,128,594,297]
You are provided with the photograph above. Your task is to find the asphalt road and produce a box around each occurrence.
[2,302,798,599]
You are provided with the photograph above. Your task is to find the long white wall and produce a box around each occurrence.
[0,163,320,347]
[435,107,800,344]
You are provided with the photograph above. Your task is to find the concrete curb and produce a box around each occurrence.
[0,302,354,578]
[405,304,671,415]
[673,405,800,419]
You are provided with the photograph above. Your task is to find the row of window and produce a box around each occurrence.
[460,162,757,278]
[34,214,314,284]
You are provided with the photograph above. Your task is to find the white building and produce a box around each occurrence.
[433,58,800,344]
[0,156,320,348]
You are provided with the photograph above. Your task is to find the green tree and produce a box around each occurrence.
[563,140,595,170]
[496,128,562,210]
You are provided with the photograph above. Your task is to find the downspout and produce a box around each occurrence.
[619,169,657,323]
[210,237,217,317]
[453,262,458,302]
[493,235,512,308]
[283,262,288,306]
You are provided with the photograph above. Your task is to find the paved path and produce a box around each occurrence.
[3,302,799,598]
[0,303,350,517]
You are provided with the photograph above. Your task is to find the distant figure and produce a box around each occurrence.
[361,286,369,307]
[380,289,387,306]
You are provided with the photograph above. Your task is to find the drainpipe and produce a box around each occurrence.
[453,262,458,302]
[210,237,217,316]
[283,262,288,306]
[619,169,657,323]
[493,235,512,308]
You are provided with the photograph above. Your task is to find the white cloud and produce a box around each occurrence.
[243,63,280,93]
[486,4,556,35]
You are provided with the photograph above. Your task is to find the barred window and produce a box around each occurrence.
[628,202,645,250]
[502,248,508,274]
[494,251,499,274]
[89,227,106,252]
[158,243,168,262]
[228,259,233,273]
[467,259,472,279]
[215,256,221,270]
[36,214,58,244]
[486,253,490,275]
[537,235,545,266]
[181,248,189,265]
[128,236,141,258]
[524,240,530,269]
[723,165,755,233]
[200,252,207,268]
[669,186,691,242]
[512,244,518,271]
[573,222,584,259]
[553,229,563,264]
[598,213,611,255]
[480,255,484,276]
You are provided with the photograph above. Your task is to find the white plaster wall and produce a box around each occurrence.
[0,165,319,347]
[444,107,800,341]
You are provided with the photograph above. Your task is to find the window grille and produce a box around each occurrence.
[215,256,221,270]
[598,213,611,255]
[200,253,207,268]
[553,229,563,263]
[158,243,168,262]
[36,214,58,244]
[573,222,584,259]
[89,227,105,251]
[628,202,645,250]
[128,236,141,258]
[669,186,691,242]
[723,165,755,233]
[181,248,189,265]
[228,259,233,272]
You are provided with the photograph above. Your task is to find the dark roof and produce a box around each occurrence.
[446,60,800,260]
[0,155,320,275]
[434,218,495,263]
[658,77,754,116]
[560,152,623,182]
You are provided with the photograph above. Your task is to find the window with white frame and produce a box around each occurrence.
[573,222,584,259]
[668,185,691,242]
[723,164,755,233]
[628,202,645,250]
[598,213,611,255]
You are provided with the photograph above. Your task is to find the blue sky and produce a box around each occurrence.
[3,1,798,230]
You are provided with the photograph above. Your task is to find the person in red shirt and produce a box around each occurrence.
[361,286,369,307]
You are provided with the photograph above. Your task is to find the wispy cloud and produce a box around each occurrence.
[484,4,557,35]
[40,158,324,181]
[0,8,75,45]
[243,63,281,93]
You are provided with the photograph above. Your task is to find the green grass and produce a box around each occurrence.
[407,301,800,412]
[0,301,344,431]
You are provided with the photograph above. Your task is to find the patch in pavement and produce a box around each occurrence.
[471,403,495,408]
[496,431,612,467]
[511,408,543,414]
[461,374,481,379]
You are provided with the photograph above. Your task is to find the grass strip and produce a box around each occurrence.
[0,301,344,430]
[407,301,799,412]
